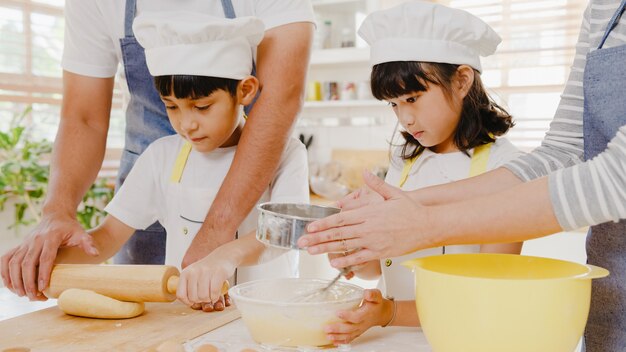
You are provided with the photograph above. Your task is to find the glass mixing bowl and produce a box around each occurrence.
[229,278,363,348]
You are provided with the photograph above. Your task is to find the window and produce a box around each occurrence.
[0,0,125,150]
[1,0,590,155]
[444,0,588,150]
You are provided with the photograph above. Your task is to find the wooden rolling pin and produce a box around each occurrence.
[45,264,229,302]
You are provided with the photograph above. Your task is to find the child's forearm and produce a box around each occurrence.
[389,300,421,327]
[217,232,286,267]
[55,216,134,264]
[228,233,266,266]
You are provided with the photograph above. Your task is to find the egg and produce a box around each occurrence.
[195,344,219,352]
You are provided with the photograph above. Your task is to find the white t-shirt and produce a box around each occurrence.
[105,135,309,281]
[381,138,524,300]
[61,0,315,103]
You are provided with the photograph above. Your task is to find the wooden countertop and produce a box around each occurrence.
[0,288,432,352]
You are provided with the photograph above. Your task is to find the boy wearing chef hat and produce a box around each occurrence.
[53,12,309,311]
[322,1,523,344]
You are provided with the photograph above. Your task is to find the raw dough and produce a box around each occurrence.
[195,344,219,352]
[58,288,144,319]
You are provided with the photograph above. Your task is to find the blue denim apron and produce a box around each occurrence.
[114,0,238,264]
[583,1,626,350]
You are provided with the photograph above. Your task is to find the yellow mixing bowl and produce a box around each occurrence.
[403,253,608,352]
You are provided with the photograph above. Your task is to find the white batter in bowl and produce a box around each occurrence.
[229,278,363,348]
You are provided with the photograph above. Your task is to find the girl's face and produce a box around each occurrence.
[160,76,258,153]
[387,83,463,154]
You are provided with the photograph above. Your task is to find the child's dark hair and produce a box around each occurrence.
[371,62,514,160]
[154,75,239,99]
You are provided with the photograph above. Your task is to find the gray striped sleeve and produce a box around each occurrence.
[503,1,626,230]
[503,5,590,181]
[549,125,626,230]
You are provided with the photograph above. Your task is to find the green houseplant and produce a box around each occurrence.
[0,107,114,233]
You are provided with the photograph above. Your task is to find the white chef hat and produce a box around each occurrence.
[133,11,264,79]
[358,1,501,72]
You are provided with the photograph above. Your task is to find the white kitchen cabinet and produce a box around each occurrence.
[297,1,401,165]
[296,1,397,222]
[303,1,391,122]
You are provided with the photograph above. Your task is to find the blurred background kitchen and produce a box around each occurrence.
[0,0,588,290]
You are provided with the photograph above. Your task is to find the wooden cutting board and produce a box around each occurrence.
[0,302,240,352]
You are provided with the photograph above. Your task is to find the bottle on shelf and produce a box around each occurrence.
[340,27,355,48]
[320,20,333,49]
[306,81,322,101]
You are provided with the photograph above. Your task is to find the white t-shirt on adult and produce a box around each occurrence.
[381,138,524,300]
[105,136,309,281]
[61,0,315,104]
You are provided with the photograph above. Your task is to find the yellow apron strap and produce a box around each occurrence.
[399,143,493,187]
[169,141,192,183]
[388,142,492,264]
[398,155,420,188]
[468,142,493,177]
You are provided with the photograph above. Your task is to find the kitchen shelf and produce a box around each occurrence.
[310,47,370,66]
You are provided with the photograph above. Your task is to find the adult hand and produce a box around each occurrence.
[0,213,99,300]
[176,246,235,312]
[327,252,355,280]
[325,289,394,344]
[298,172,428,268]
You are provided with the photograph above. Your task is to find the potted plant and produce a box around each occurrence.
[0,106,114,236]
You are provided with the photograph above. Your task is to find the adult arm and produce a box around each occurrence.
[300,171,561,268]
[182,22,314,267]
[302,122,626,267]
[0,72,114,299]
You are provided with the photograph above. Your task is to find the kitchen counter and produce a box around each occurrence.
[189,319,430,352]
[0,287,431,352]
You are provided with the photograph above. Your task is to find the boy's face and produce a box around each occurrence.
[161,90,241,153]
[387,84,462,154]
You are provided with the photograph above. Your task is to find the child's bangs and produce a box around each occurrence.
[154,75,239,99]
[370,62,435,100]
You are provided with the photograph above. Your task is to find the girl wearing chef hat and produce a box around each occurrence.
[51,12,309,312]
[324,1,524,344]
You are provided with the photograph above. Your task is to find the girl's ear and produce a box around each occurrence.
[238,75,260,105]
[454,65,475,99]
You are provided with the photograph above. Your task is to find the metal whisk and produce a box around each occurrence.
[291,267,352,302]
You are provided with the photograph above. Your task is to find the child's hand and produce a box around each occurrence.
[326,253,382,281]
[336,183,384,211]
[176,247,236,312]
[324,289,394,344]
